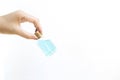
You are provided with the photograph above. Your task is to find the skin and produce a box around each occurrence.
[0,10,42,40]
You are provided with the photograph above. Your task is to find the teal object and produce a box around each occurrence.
[37,39,56,56]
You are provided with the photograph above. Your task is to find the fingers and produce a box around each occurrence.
[16,28,38,40]
[19,11,42,34]
[12,10,43,39]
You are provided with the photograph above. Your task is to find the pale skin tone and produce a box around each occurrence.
[0,10,42,40]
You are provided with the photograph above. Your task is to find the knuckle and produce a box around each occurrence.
[15,10,25,17]
[16,10,24,14]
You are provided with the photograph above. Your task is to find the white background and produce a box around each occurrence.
[0,0,120,80]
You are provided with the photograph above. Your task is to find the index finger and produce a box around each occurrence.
[20,13,42,34]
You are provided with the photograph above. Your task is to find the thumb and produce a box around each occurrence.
[16,28,38,40]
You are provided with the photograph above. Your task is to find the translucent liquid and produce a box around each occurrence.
[37,39,56,56]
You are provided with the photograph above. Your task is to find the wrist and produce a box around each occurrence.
[0,16,6,33]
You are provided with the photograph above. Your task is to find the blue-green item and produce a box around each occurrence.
[37,39,56,56]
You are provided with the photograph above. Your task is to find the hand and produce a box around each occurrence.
[0,10,42,40]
